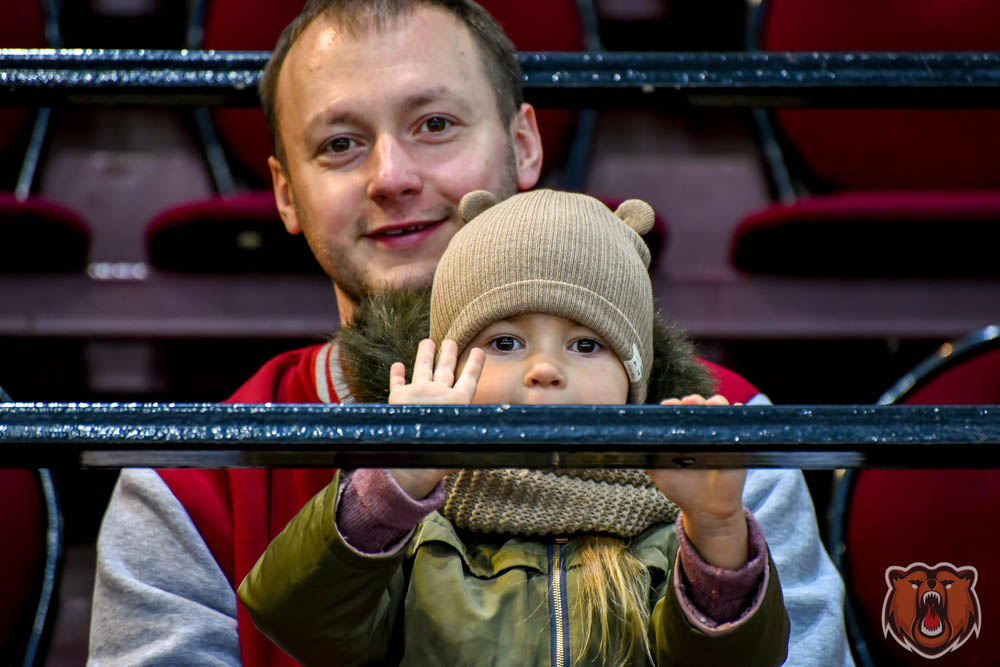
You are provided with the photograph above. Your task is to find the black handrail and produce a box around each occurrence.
[2,50,1000,107]
[0,403,996,469]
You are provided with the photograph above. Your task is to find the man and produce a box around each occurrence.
[88,2,853,666]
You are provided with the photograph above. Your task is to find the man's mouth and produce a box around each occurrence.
[367,220,446,249]
[379,223,433,237]
[368,220,444,238]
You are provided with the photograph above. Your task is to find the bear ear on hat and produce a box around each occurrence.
[614,199,655,236]
[459,190,498,224]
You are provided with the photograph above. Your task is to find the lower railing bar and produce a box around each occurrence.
[0,403,996,469]
[2,50,1000,108]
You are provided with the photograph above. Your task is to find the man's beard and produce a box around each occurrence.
[309,135,521,305]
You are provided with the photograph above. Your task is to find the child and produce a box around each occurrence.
[238,189,790,666]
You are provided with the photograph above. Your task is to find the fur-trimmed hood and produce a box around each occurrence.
[337,287,714,404]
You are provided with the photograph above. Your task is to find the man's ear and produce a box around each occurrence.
[512,103,543,191]
[269,155,302,235]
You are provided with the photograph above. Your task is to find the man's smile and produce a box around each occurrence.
[366,220,447,248]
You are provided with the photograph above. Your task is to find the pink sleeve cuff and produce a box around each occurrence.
[335,469,447,556]
[674,507,769,630]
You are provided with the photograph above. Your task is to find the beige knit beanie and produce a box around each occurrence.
[430,188,656,403]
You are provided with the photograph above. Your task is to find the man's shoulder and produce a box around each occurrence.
[225,343,328,403]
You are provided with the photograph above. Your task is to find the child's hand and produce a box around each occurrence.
[387,338,485,500]
[388,338,485,406]
[647,394,749,569]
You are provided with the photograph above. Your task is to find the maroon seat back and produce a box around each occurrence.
[202,0,586,187]
[0,470,44,661]
[0,193,91,272]
[762,0,1000,190]
[0,466,61,666]
[731,0,1000,277]
[837,327,1000,665]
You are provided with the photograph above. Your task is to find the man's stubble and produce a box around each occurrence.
[307,135,521,305]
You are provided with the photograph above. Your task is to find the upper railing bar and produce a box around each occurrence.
[2,50,1000,108]
[0,403,996,469]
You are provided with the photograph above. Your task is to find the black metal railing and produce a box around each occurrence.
[2,50,1000,107]
[2,51,999,467]
[0,403,996,469]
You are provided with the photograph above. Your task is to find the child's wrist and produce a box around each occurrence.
[681,509,749,570]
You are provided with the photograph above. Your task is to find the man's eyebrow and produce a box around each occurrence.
[305,109,366,135]
[398,86,474,114]
[305,87,474,135]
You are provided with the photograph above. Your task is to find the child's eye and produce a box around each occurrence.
[570,338,602,354]
[488,335,522,352]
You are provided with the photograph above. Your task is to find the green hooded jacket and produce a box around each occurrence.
[239,471,789,667]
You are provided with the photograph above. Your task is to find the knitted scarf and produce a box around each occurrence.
[443,468,678,537]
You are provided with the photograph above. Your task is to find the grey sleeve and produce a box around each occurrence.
[88,468,241,666]
[744,468,854,667]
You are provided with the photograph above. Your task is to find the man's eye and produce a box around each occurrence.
[488,336,521,352]
[570,338,601,354]
[326,137,354,153]
[423,116,451,133]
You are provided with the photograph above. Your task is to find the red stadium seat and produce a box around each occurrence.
[146,191,319,273]
[0,193,90,272]
[0,468,61,666]
[0,381,62,665]
[730,0,1000,277]
[828,325,1000,666]
[0,1,91,272]
[0,470,43,663]
[0,6,74,657]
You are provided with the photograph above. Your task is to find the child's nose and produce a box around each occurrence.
[524,356,565,388]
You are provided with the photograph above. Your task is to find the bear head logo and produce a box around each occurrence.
[882,562,981,659]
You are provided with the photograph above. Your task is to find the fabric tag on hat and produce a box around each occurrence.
[624,344,643,382]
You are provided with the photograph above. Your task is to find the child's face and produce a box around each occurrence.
[456,313,629,405]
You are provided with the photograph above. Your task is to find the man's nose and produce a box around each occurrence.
[367,135,422,200]
[523,356,565,388]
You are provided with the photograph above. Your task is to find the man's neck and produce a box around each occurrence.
[334,283,356,326]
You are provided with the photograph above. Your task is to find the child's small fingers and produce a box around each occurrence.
[679,394,707,405]
[389,361,407,387]
[453,347,484,398]
[705,394,731,406]
[411,339,436,382]
[433,339,458,386]
[660,398,682,405]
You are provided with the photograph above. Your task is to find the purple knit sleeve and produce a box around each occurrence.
[335,469,447,555]
[673,507,769,630]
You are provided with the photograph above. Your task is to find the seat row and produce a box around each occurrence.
[5,0,1000,278]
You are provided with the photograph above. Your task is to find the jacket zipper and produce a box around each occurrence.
[548,538,570,667]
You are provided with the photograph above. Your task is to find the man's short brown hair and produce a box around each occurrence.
[259,0,523,167]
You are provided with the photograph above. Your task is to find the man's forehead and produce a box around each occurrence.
[287,5,468,70]
[289,10,468,79]
[278,9,495,129]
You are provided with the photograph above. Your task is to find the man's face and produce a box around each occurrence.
[270,7,542,315]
